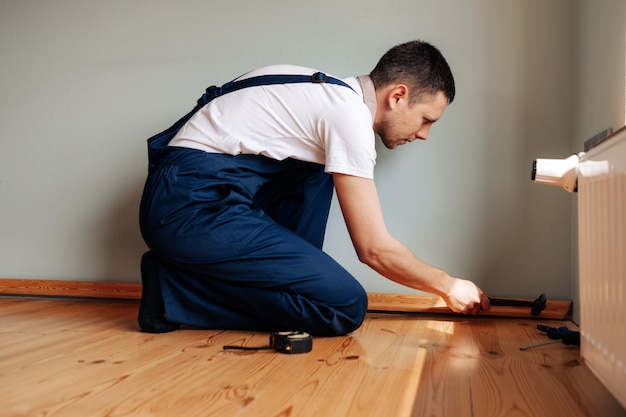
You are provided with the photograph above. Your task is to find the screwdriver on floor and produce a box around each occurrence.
[519,325,581,351]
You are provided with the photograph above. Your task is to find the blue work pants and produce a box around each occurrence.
[139,145,368,336]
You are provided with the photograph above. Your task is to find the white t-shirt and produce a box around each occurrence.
[168,65,377,179]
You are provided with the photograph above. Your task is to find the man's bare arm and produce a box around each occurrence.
[332,173,490,314]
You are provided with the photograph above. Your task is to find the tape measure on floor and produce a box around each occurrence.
[269,331,313,354]
[223,331,313,354]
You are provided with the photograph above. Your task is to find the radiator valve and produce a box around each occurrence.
[531,153,583,193]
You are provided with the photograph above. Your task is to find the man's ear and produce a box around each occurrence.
[387,84,408,109]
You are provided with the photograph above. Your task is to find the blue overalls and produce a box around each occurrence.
[139,73,368,336]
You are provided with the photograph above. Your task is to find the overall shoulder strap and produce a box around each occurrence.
[195,72,355,109]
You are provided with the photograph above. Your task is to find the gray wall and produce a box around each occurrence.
[1,1,578,300]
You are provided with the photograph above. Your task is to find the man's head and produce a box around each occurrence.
[370,40,455,106]
[370,40,455,149]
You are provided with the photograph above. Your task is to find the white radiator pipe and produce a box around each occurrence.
[531,153,583,193]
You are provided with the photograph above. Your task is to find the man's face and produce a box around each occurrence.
[375,90,448,150]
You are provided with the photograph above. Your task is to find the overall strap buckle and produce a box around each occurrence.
[197,85,223,107]
[311,72,328,83]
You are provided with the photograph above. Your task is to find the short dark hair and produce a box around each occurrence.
[370,40,455,105]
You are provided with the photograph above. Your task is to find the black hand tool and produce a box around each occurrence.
[520,325,580,351]
[489,293,546,316]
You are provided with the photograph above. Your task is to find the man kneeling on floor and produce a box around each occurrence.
[138,40,492,336]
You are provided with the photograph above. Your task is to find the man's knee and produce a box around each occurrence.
[345,287,369,331]
[317,286,368,337]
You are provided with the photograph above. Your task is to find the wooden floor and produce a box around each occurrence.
[1,296,624,417]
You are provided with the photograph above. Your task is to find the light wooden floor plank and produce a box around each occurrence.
[411,318,624,417]
[1,297,623,417]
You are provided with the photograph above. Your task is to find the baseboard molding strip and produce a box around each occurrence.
[0,278,141,300]
[0,278,572,319]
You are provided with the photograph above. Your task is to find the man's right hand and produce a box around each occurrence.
[443,278,491,315]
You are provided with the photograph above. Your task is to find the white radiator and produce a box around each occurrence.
[578,127,626,410]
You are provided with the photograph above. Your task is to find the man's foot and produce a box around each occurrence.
[138,251,180,333]
[138,316,181,334]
